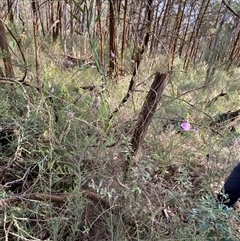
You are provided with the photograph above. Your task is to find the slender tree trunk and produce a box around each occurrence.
[179,3,193,57]
[32,0,41,92]
[7,0,14,23]
[226,29,240,71]
[0,7,14,77]
[120,0,127,75]
[46,1,49,33]
[162,0,173,51]
[56,0,62,40]
[37,0,45,37]
[109,0,118,77]
[151,0,168,55]
[132,0,144,57]
[70,1,74,36]
[149,0,161,56]
[97,0,104,66]
[50,1,56,41]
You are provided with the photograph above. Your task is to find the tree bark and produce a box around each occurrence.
[170,1,186,70]
[97,0,104,65]
[7,0,14,23]
[0,7,14,78]
[109,0,118,77]
[32,0,41,92]
[120,0,127,75]
[124,72,169,174]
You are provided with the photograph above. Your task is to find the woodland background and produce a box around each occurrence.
[0,0,240,240]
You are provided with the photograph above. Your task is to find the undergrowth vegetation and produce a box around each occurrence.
[1,38,240,241]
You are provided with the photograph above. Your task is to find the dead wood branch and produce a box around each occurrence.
[32,190,111,209]
[0,190,110,210]
[210,109,240,131]
[205,90,227,108]
[125,72,169,174]
[0,190,138,229]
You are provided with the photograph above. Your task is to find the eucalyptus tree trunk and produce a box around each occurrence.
[226,30,240,70]
[51,0,62,42]
[7,0,14,23]
[97,0,104,66]
[32,0,41,92]
[50,0,62,42]
[120,0,127,75]
[226,18,240,71]
[0,7,14,77]
[50,1,56,41]
[149,0,162,56]
[37,0,45,37]
[125,72,169,176]
[178,2,194,57]
[161,0,173,54]
[132,0,144,57]
[109,0,118,77]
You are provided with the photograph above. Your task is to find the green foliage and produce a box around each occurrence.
[190,195,238,241]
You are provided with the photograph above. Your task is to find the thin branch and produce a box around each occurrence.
[0,76,39,89]
[222,0,240,18]
[3,21,27,81]
[3,167,30,188]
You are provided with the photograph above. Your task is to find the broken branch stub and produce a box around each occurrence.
[130,72,169,159]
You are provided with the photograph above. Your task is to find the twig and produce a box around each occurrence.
[162,208,170,220]
[0,76,39,90]
[3,22,27,81]
[222,0,240,18]
[3,167,30,188]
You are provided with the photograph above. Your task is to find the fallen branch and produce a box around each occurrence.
[209,109,240,132]
[0,189,138,228]
[0,189,110,210]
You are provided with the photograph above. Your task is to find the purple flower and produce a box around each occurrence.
[49,86,54,93]
[181,121,191,131]
[181,121,199,133]
[110,51,115,59]
[192,126,199,133]
[68,112,74,119]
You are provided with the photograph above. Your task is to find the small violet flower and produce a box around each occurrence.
[68,112,74,119]
[110,51,115,59]
[49,86,54,93]
[181,121,191,131]
[181,121,199,133]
